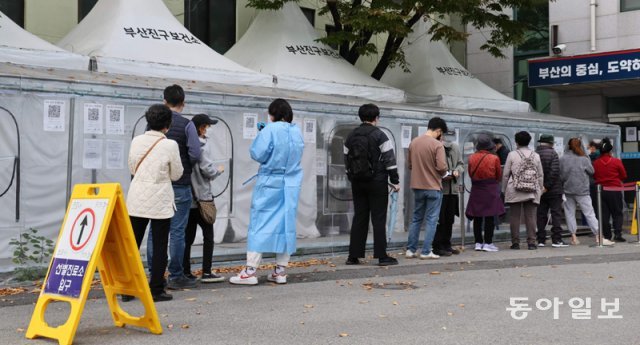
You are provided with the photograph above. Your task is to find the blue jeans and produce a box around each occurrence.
[406,189,443,255]
[147,184,192,280]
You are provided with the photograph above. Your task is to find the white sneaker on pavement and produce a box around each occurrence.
[419,251,440,260]
[267,272,287,284]
[474,243,483,251]
[600,238,615,246]
[405,250,417,258]
[229,269,258,285]
[482,243,499,252]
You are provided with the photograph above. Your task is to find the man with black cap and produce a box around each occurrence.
[535,134,568,247]
[183,114,226,283]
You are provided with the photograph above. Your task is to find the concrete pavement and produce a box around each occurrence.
[1,240,639,345]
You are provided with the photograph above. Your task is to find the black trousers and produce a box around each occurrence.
[433,194,459,251]
[473,216,495,244]
[601,191,623,240]
[130,216,170,295]
[183,208,214,274]
[349,180,388,259]
[536,195,564,243]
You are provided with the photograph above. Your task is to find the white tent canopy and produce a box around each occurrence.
[0,10,88,70]
[225,3,405,103]
[58,0,271,87]
[382,20,531,113]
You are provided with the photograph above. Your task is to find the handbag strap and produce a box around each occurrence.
[134,137,165,174]
[470,153,489,179]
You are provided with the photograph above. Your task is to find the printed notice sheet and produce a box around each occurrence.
[243,113,258,139]
[303,119,316,143]
[106,105,125,135]
[43,100,66,132]
[83,103,103,135]
[401,126,412,148]
[106,140,124,170]
[83,139,103,169]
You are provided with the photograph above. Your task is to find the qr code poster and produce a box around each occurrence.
[303,119,316,144]
[243,113,258,139]
[401,126,412,148]
[83,103,104,135]
[106,105,125,135]
[43,100,66,132]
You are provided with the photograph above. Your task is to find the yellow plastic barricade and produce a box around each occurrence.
[26,183,161,345]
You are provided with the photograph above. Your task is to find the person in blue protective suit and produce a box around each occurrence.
[230,98,304,285]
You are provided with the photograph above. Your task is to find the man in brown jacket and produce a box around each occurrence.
[405,117,448,259]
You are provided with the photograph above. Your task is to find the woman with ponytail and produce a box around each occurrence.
[593,138,628,242]
[560,138,612,245]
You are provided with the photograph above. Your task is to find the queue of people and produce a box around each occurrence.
[126,92,629,300]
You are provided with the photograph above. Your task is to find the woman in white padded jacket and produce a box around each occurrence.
[127,104,183,302]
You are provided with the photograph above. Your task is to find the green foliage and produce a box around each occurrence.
[9,228,55,281]
[246,0,553,79]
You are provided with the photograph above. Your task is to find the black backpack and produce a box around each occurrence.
[345,126,379,181]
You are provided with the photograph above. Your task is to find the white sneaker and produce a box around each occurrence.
[600,239,616,246]
[474,243,483,251]
[266,272,287,284]
[229,269,258,285]
[419,251,440,260]
[482,243,499,252]
[405,250,417,258]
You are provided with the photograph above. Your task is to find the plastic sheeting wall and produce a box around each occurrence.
[0,81,620,272]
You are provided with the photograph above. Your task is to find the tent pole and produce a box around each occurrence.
[65,98,75,207]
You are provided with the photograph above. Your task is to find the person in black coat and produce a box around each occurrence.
[493,138,509,166]
[535,134,568,247]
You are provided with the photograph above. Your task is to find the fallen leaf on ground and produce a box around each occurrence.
[339,333,349,337]
[392,301,399,305]
[608,275,614,279]
[16,328,24,333]
[458,304,465,308]
[300,321,305,325]
[379,314,387,318]
[359,300,369,304]
[167,324,174,330]
[447,312,454,316]
[181,324,190,329]
[304,304,314,308]
[0,287,28,296]
[430,271,441,275]
[185,298,197,301]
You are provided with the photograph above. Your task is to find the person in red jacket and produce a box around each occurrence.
[466,134,504,252]
[593,138,627,242]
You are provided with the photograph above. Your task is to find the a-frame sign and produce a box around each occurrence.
[26,183,161,345]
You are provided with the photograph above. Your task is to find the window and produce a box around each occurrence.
[185,0,236,54]
[621,0,640,12]
[0,0,25,27]
[300,7,315,26]
[78,0,98,22]
[513,2,550,113]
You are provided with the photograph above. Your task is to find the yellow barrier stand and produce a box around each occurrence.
[26,183,161,345]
